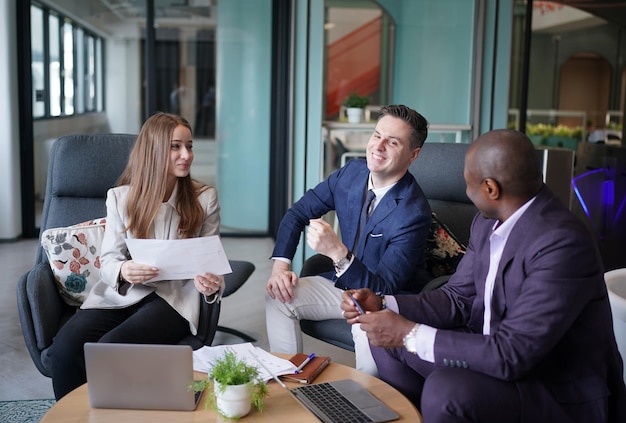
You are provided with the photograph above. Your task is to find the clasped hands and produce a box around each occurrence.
[341,288,417,348]
[120,260,222,295]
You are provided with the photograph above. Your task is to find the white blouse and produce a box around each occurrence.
[81,184,221,336]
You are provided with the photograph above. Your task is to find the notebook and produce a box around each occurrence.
[251,352,399,423]
[281,353,331,384]
[84,343,204,411]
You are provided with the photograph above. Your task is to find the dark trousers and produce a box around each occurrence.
[370,345,521,423]
[50,293,189,400]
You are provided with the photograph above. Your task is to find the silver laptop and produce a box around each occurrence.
[252,352,398,423]
[84,343,203,411]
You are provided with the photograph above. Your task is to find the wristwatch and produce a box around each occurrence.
[375,291,387,310]
[333,251,353,272]
[403,323,420,354]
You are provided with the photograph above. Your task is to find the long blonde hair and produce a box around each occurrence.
[117,112,208,239]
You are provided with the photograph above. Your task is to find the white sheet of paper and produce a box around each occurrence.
[192,343,296,382]
[125,236,232,282]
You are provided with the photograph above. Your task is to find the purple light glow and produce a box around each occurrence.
[571,168,605,223]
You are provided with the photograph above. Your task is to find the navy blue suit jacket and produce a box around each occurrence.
[272,159,431,293]
[395,185,626,422]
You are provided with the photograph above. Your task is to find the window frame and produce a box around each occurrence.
[30,2,105,120]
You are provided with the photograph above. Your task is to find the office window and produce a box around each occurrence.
[48,12,60,116]
[30,2,104,119]
[63,21,74,115]
[31,5,44,118]
[85,34,96,112]
[96,38,103,112]
[75,27,85,114]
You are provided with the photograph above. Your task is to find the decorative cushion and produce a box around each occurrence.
[425,213,466,279]
[41,218,106,306]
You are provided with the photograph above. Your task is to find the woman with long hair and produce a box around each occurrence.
[50,112,223,400]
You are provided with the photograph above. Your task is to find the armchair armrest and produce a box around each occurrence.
[25,262,75,351]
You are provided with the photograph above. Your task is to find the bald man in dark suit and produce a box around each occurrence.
[342,129,626,422]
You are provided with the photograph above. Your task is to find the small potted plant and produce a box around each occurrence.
[342,92,370,123]
[191,351,269,419]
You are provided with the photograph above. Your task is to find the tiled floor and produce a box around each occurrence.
[1,237,355,401]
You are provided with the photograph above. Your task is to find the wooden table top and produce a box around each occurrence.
[41,356,421,422]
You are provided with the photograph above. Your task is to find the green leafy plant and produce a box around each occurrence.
[607,122,623,131]
[526,122,553,137]
[525,122,583,139]
[190,351,269,419]
[342,92,370,108]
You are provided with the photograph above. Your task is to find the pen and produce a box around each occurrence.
[348,292,365,314]
[294,353,315,374]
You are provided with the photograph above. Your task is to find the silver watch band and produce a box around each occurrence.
[403,323,420,354]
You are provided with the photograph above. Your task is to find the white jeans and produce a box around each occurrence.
[265,275,378,376]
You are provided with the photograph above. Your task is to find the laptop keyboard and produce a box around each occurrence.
[293,382,373,423]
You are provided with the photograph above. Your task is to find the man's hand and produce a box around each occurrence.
[341,288,416,349]
[266,260,298,303]
[340,289,381,321]
[306,218,346,261]
[358,311,416,349]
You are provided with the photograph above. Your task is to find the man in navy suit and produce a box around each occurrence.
[342,129,626,422]
[266,105,432,375]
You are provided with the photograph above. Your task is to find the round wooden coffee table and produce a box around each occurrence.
[41,358,422,422]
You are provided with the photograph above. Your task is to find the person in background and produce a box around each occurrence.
[342,129,626,422]
[266,105,432,375]
[50,112,224,400]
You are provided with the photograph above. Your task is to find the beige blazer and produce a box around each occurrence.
[81,184,221,336]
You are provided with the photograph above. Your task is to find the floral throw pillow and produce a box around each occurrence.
[41,218,106,306]
[425,213,466,279]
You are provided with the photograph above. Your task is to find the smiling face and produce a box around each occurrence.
[167,124,194,185]
[366,115,420,187]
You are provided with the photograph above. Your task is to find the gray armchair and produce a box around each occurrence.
[299,142,478,351]
[16,134,252,377]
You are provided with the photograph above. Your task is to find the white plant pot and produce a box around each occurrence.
[346,107,364,123]
[215,382,252,418]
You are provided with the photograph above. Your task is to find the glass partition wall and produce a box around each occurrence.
[21,0,273,236]
[508,0,626,270]
[509,0,625,150]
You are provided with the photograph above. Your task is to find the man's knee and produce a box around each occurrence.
[421,368,473,418]
[265,291,299,320]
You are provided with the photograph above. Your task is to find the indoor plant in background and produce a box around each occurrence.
[342,92,370,123]
[191,351,269,419]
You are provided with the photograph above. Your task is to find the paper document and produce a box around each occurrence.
[192,343,296,382]
[125,236,232,282]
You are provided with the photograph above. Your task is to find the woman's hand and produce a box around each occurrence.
[194,272,223,296]
[120,260,159,284]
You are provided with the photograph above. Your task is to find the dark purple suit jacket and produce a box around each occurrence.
[395,185,626,422]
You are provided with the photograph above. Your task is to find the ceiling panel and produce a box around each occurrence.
[557,0,626,29]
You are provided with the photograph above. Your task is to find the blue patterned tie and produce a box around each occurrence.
[354,189,376,250]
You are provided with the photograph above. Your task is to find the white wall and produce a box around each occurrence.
[106,37,142,134]
[0,0,21,240]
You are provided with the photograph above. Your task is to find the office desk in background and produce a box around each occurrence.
[41,357,422,422]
